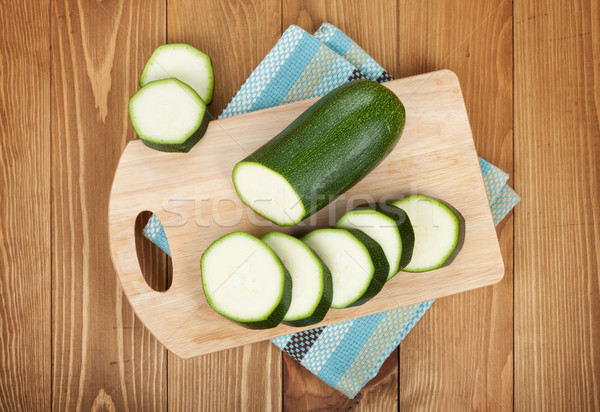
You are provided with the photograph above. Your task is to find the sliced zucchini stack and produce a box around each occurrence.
[200,197,465,328]
[201,232,292,329]
[336,203,414,280]
[129,78,210,153]
[262,232,332,327]
[302,229,388,309]
[140,43,214,104]
[392,194,465,272]
[129,43,214,153]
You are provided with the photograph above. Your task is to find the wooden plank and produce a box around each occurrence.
[282,0,399,77]
[167,0,283,116]
[397,0,514,410]
[169,342,281,410]
[0,0,51,409]
[281,3,399,406]
[282,351,398,411]
[109,71,502,357]
[514,0,600,409]
[165,0,283,409]
[51,0,167,409]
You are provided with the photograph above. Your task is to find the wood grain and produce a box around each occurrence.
[3,0,600,409]
[514,0,600,409]
[397,0,514,410]
[0,0,51,409]
[282,1,399,408]
[51,0,167,409]
[166,0,283,409]
[168,0,282,116]
[282,0,399,78]
[109,71,502,357]
[283,350,398,411]
[169,342,282,411]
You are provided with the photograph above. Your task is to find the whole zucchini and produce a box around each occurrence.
[232,79,406,226]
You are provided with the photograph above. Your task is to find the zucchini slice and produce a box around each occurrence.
[128,78,209,153]
[392,194,465,272]
[261,232,332,327]
[140,43,214,104]
[232,80,405,226]
[200,231,292,329]
[302,228,388,309]
[335,203,414,280]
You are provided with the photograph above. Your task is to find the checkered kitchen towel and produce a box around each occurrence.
[143,23,520,398]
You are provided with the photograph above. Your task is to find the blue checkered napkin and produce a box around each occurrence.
[143,23,519,398]
[477,158,520,224]
[220,25,367,118]
[491,185,520,225]
[142,214,171,256]
[314,22,392,82]
[479,158,509,205]
[271,301,434,396]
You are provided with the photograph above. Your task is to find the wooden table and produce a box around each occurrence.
[1,0,598,410]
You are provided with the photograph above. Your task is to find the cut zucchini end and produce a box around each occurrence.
[140,43,214,104]
[232,162,306,226]
[129,78,209,153]
[302,228,377,309]
[261,232,332,325]
[200,231,291,328]
[392,194,464,273]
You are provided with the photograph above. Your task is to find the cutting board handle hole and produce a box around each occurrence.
[135,211,173,292]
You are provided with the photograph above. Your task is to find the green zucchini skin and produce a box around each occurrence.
[426,197,465,269]
[234,79,406,225]
[139,111,210,153]
[200,231,292,329]
[284,258,332,327]
[260,231,333,327]
[355,203,415,274]
[129,78,211,153]
[139,43,214,105]
[392,195,465,273]
[342,228,389,308]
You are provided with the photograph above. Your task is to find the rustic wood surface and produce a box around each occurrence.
[397,1,515,410]
[0,1,51,410]
[514,0,600,410]
[1,0,598,411]
[50,0,167,410]
[165,1,284,409]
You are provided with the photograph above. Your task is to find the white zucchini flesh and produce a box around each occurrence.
[392,195,462,272]
[201,232,286,323]
[261,232,324,321]
[140,43,214,104]
[233,162,305,226]
[336,210,401,280]
[303,229,374,309]
[129,78,207,148]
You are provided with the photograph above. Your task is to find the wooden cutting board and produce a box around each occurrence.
[108,70,504,358]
